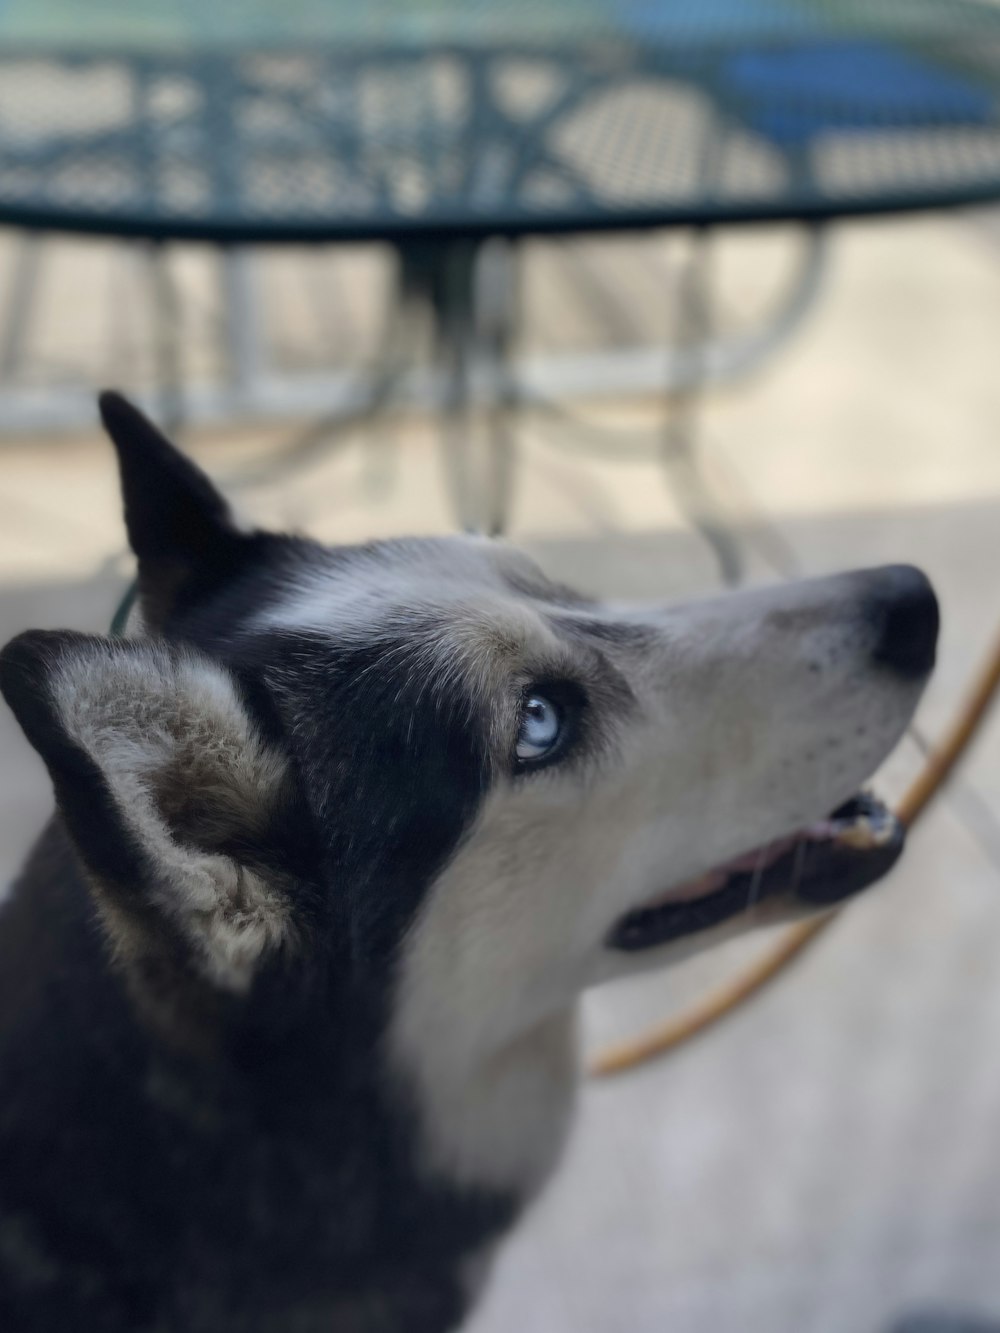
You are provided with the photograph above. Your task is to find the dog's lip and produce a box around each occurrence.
[607,792,905,953]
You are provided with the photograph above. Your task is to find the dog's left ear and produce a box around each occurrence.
[0,629,299,1002]
[98,390,252,630]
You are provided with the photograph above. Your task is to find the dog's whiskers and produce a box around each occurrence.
[745,844,770,912]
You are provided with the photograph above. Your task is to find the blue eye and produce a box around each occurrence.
[516,694,561,762]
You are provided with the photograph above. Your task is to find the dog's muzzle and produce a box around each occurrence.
[607,793,904,953]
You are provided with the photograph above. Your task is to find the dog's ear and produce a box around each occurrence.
[98,391,251,630]
[0,630,298,999]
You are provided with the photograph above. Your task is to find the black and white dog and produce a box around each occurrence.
[0,393,938,1331]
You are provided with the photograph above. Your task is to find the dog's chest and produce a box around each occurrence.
[389,1006,580,1199]
[1,1059,518,1333]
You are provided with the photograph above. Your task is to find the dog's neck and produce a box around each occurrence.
[4,817,578,1207]
[387,983,581,1201]
[0,821,550,1313]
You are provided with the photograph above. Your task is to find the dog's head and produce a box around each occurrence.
[0,395,936,1146]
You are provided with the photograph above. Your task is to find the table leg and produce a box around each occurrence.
[435,238,519,535]
[221,250,414,493]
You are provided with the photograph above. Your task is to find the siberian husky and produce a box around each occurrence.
[0,393,937,1331]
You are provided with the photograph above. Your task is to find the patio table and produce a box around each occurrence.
[3,0,1000,545]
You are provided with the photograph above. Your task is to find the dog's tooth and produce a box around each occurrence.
[836,817,873,848]
[837,815,895,850]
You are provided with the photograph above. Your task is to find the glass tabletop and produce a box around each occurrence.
[1,0,1000,242]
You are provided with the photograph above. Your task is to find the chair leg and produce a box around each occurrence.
[0,233,43,382]
[435,242,477,530]
[477,237,519,537]
[221,247,265,397]
[662,228,743,586]
[146,242,185,436]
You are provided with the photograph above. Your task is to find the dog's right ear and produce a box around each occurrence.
[98,391,252,631]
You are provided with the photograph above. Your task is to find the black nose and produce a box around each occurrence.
[867,565,939,679]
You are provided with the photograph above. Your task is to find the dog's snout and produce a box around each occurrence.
[865,564,939,679]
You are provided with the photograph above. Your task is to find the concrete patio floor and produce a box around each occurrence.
[2,213,1000,1332]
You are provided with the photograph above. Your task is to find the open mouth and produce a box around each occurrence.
[608,792,904,953]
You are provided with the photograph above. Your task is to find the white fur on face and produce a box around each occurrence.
[375,557,929,1195]
[257,536,513,638]
[50,643,294,991]
[253,539,929,1193]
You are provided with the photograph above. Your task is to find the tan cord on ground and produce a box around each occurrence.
[590,630,1000,1079]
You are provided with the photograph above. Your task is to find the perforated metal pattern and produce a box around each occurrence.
[2,3,1000,240]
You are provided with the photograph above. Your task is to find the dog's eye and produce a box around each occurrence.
[516,694,561,763]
